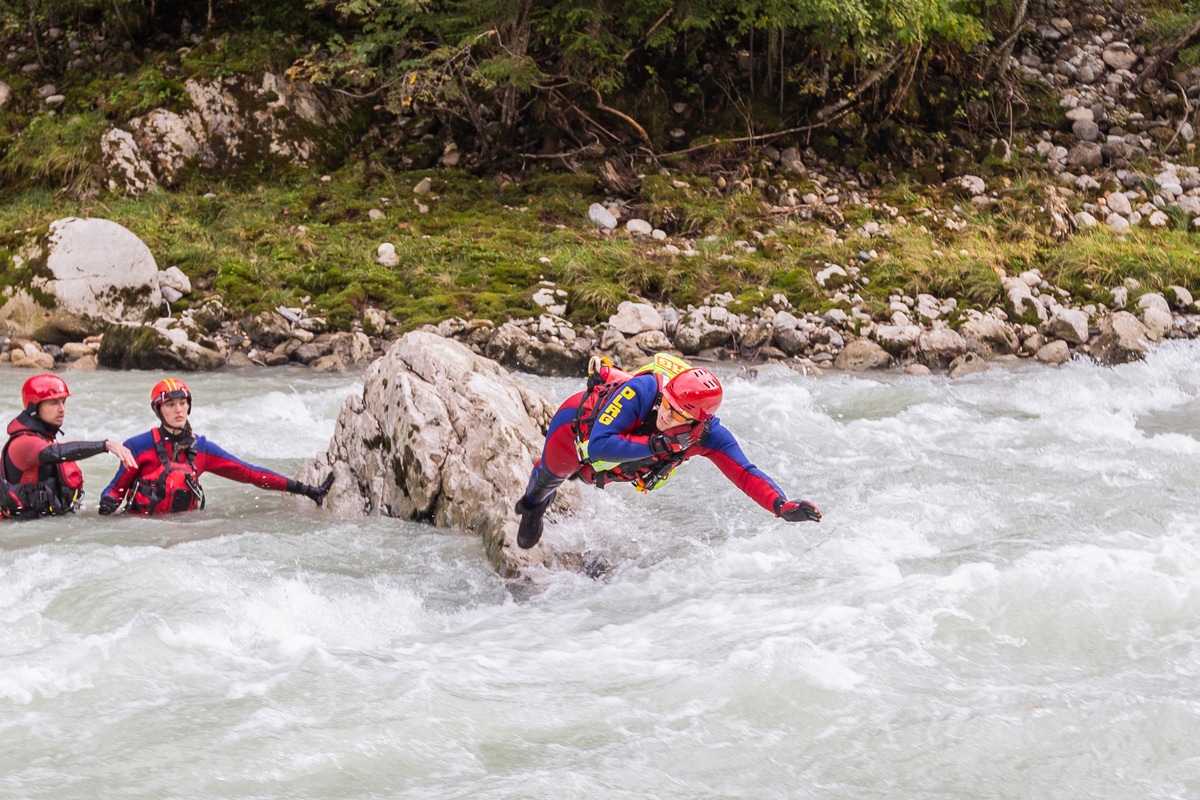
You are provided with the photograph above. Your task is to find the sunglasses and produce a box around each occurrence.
[662,397,694,424]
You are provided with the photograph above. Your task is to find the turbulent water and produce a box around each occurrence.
[2,351,1199,799]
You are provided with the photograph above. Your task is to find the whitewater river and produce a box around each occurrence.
[2,345,1199,799]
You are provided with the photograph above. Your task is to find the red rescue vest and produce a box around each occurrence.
[127,429,206,515]
[0,422,84,518]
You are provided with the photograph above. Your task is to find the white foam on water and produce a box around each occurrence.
[4,346,1200,798]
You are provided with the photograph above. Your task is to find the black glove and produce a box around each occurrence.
[287,472,335,507]
[98,495,120,516]
[774,497,822,523]
[649,431,690,458]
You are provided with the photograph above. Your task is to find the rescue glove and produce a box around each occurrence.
[774,498,822,523]
[649,431,690,458]
[98,495,120,516]
[288,472,335,507]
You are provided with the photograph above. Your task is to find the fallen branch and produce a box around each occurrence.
[1135,15,1200,91]
[591,88,653,146]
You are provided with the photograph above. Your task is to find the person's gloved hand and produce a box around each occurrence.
[287,472,335,507]
[649,431,690,458]
[774,497,822,522]
[98,495,120,516]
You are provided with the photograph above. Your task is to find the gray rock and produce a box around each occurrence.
[1137,293,1170,314]
[834,339,892,371]
[159,265,192,295]
[1140,306,1173,341]
[104,74,347,193]
[772,326,808,356]
[588,203,618,229]
[1106,213,1130,234]
[376,242,400,267]
[625,218,653,236]
[0,81,10,108]
[98,322,224,371]
[948,352,989,378]
[1036,340,1071,365]
[1043,307,1089,344]
[1167,285,1194,310]
[960,315,1019,357]
[608,300,662,335]
[1073,119,1100,142]
[1105,191,1132,216]
[294,331,576,577]
[916,327,968,369]
[1102,44,1139,71]
[1090,311,1149,365]
[872,324,922,356]
[0,217,163,344]
[1003,277,1046,322]
[673,306,737,354]
[1066,143,1104,170]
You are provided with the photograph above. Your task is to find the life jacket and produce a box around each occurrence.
[572,353,711,493]
[1,416,84,519]
[126,428,205,515]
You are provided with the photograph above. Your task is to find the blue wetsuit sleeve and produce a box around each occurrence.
[693,418,786,513]
[586,373,659,464]
[193,436,290,491]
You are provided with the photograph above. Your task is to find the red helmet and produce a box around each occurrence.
[22,374,70,411]
[662,368,722,421]
[151,378,192,415]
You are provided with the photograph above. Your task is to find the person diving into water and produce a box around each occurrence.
[515,354,822,548]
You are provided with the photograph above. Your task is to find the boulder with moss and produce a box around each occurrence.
[0,217,165,344]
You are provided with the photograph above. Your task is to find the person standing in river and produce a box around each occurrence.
[98,378,333,515]
[2,374,138,519]
[514,354,822,548]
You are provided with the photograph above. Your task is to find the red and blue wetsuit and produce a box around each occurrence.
[99,426,291,515]
[526,372,786,512]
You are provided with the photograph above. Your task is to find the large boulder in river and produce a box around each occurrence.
[296,331,579,577]
[0,217,163,343]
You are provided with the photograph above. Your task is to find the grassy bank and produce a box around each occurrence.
[2,159,1200,332]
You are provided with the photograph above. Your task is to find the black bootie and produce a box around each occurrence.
[515,467,564,549]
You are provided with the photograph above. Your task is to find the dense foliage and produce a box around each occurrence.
[1,0,1025,159]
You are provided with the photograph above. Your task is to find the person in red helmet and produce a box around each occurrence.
[1,374,137,519]
[514,353,822,548]
[98,378,333,516]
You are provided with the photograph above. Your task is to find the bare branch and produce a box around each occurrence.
[815,46,909,121]
[590,88,653,145]
[622,9,674,62]
[1135,15,1200,91]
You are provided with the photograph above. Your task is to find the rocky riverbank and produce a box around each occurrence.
[2,1,1200,380]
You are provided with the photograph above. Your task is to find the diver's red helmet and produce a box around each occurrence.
[662,368,722,422]
[151,378,192,418]
[22,374,70,412]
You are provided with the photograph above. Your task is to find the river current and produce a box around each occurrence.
[1,345,1199,799]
